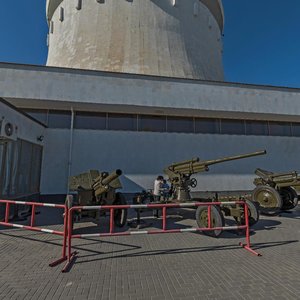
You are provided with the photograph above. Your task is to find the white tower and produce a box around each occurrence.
[46,0,224,81]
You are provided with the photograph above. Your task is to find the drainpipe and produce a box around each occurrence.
[67,107,74,194]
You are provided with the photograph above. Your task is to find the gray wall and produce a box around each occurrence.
[1,63,300,122]
[41,129,300,194]
[1,64,300,195]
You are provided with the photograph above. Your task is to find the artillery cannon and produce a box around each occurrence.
[163,150,267,237]
[252,168,300,215]
[68,169,127,227]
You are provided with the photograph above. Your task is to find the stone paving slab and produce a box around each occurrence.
[0,204,299,300]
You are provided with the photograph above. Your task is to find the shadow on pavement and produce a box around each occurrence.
[74,239,299,264]
[0,227,298,267]
[0,231,141,256]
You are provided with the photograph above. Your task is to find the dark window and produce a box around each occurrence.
[0,141,13,196]
[292,123,300,137]
[48,110,71,129]
[0,143,5,196]
[0,139,43,198]
[269,122,291,136]
[245,120,269,136]
[195,118,220,134]
[17,140,33,195]
[23,109,48,125]
[74,112,106,130]
[108,113,137,131]
[30,145,43,193]
[221,119,245,135]
[139,115,166,132]
[167,116,194,133]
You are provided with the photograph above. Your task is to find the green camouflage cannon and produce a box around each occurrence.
[164,150,267,236]
[68,169,127,227]
[252,168,299,215]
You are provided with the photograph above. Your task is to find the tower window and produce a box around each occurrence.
[59,7,64,22]
[50,21,54,34]
[76,0,82,10]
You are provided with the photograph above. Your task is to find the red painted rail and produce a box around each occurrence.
[0,199,68,267]
[62,201,261,272]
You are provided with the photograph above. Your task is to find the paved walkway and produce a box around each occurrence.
[0,204,299,300]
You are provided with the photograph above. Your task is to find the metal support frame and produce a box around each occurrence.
[62,201,261,272]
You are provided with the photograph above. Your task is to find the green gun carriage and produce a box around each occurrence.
[134,150,266,237]
[252,168,299,215]
[68,169,127,227]
[149,150,267,237]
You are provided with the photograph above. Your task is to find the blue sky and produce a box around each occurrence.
[223,0,300,88]
[0,0,299,88]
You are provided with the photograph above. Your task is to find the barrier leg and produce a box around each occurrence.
[162,207,167,231]
[49,204,69,267]
[239,202,262,256]
[30,205,35,227]
[110,208,114,234]
[207,205,211,228]
[5,203,10,223]
[61,207,77,273]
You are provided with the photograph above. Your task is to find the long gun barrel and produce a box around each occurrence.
[170,158,200,169]
[167,150,267,175]
[203,150,266,167]
[165,150,266,202]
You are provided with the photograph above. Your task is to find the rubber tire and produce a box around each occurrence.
[114,193,128,227]
[280,187,299,210]
[195,205,224,238]
[234,200,259,226]
[252,185,282,215]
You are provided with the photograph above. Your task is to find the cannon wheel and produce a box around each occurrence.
[114,193,128,227]
[252,185,282,215]
[234,200,259,226]
[279,187,298,211]
[195,205,224,237]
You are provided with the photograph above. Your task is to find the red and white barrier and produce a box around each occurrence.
[0,199,68,267]
[62,201,261,272]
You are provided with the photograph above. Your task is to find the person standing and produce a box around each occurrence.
[161,180,170,201]
[153,175,164,202]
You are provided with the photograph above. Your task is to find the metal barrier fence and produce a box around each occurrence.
[0,199,68,267]
[63,201,261,272]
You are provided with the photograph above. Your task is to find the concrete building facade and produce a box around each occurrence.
[1,1,300,198]
[1,63,300,196]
